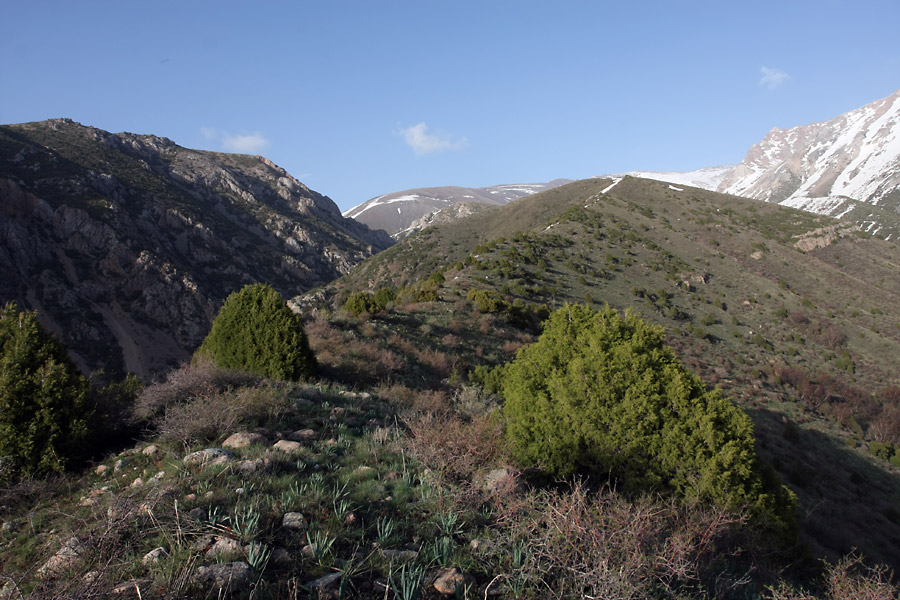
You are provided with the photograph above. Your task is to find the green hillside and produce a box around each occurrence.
[300,176,900,569]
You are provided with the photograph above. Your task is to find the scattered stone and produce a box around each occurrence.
[130,477,144,488]
[750,250,764,260]
[302,388,324,401]
[0,579,23,599]
[82,570,100,585]
[206,537,243,561]
[188,507,206,521]
[95,464,109,476]
[183,448,234,467]
[282,512,307,531]
[141,444,159,456]
[222,432,267,449]
[272,440,303,455]
[150,471,165,481]
[271,547,293,567]
[142,546,168,566]
[191,534,217,553]
[1,521,20,536]
[343,511,358,526]
[380,549,418,561]
[482,467,518,494]
[37,536,84,577]
[113,458,127,472]
[236,458,270,474]
[235,487,246,495]
[184,493,197,502]
[288,428,317,442]
[193,561,251,592]
[433,568,468,595]
[78,488,107,507]
[301,544,315,558]
[354,465,375,477]
[111,579,153,597]
[307,572,342,590]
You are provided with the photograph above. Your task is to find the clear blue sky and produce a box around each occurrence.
[2,1,898,211]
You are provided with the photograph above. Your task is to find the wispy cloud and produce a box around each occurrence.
[201,127,270,154]
[398,122,468,156]
[759,66,790,90]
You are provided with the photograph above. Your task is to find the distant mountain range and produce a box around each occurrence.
[343,180,572,238]
[626,88,900,237]
[0,119,391,378]
[345,89,900,239]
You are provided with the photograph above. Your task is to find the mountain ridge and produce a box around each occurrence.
[0,118,392,378]
[343,179,572,238]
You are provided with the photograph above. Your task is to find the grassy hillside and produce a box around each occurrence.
[4,176,900,598]
[299,176,900,569]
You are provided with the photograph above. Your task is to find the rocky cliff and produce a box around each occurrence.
[0,119,393,378]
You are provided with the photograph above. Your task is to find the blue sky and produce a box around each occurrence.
[2,1,898,212]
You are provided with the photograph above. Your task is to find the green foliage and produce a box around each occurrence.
[397,280,439,304]
[469,364,505,395]
[502,304,794,528]
[344,287,397,316]
[0,302,91,482]
[466,289,507,313]
[373,287,396,310]
[196,283,315,380]
[344,291,378,316]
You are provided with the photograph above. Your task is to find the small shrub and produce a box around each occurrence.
[196,283,315,380]
[466,289,507,314]
[343,291,377,316]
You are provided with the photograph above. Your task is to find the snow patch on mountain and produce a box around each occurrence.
[717,88,900,214]
[617,165,735,191]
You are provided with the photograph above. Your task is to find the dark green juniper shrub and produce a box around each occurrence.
[0,302,91,482]
[502,303,795,533]
[196,283,315,380]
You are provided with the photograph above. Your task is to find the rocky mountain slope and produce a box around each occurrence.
[343,179,572,238]
[0,119,392,378]
[625,89,900,237]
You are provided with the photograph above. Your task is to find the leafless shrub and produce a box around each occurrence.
[765,553,899,600]
[496,481,758,600]
[415,348,453,380]
[502,340,523,354]
[134,359,260,422]
[155,385,289,449]
[823,553,898,600]
[790,312,811,325]
[404,410,505,483]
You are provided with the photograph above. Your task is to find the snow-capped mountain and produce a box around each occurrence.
[622,88,900,237]
[344,180,572,238]
[717,88,900,219]
[619,165,735,191]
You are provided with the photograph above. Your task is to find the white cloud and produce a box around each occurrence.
[223,132,269,154]
[200,127,270,154]
[399,122,468,156]
[759,66,790,90]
